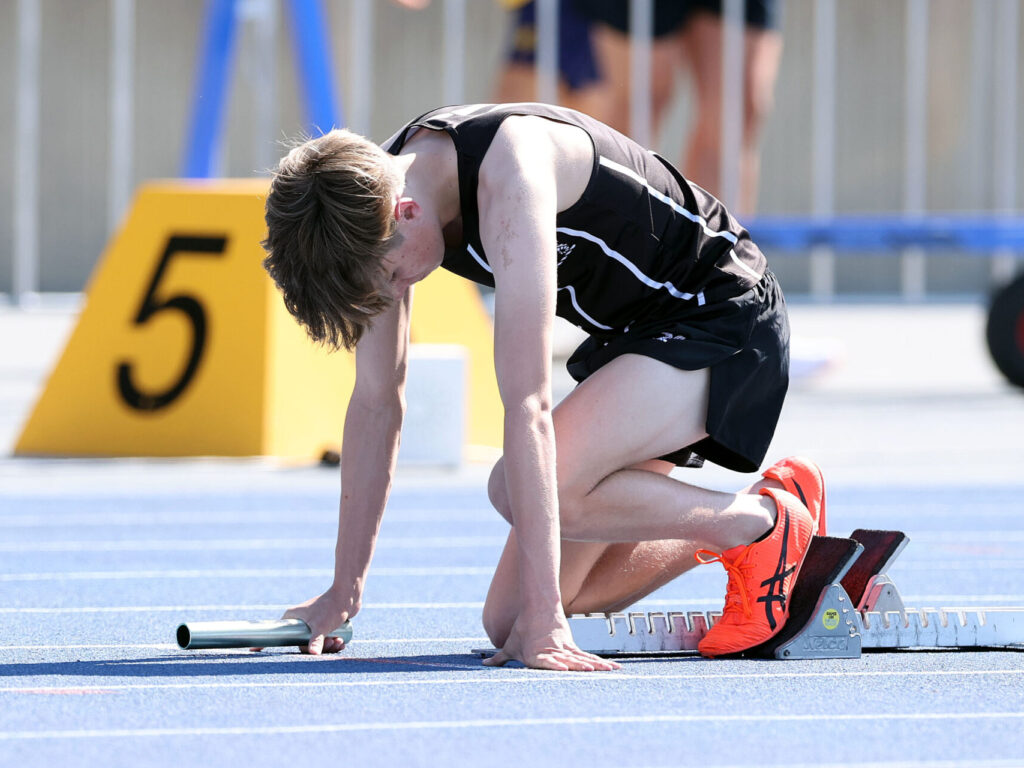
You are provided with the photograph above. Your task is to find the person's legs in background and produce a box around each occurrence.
[681,2,783,215]
[586,20,681,134]
[571,0,783,216]
[495,0,608,117]
[573,0,688,134]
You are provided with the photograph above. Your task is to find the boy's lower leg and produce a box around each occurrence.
[558,466,777,549]
[483,475,792,644]
[565,538,709,614]
[562,474,790,614]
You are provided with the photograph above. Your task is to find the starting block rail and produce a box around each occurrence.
[475,530,1024,660]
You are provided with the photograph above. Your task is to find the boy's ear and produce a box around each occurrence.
[395,197,417,221]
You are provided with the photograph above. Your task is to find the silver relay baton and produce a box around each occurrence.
[176,619,353,650]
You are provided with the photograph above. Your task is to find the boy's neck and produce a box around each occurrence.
[393,131,461,228]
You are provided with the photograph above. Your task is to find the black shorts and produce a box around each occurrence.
[571,0,781,35]
[506,0,602,91]
[566,270,790,473]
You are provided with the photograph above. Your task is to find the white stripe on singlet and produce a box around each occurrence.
[468,242,610,329]
[466,244,493,273]
[599,156,737,244]
[556,226,705,306]
[424,103,539,124]
[599,156,761,283]
[729,248,763,281]
[558,285,613,330]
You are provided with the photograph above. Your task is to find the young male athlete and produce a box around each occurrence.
[261,102,825,671]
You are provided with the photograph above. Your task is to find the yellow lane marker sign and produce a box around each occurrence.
[15,180,501,458]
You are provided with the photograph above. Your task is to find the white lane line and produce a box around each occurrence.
[0,602,489,614]
[1,711,1022,739]
[5,595,1022,616]
[1,644,176,651]
[912,532,1024,543]
[0,567,494,582]
[0,638,489,651]
[889,561,1024,571]
[3,556,1019,574]
[769,761,1024,768]
[632,595,1024,605]
[899,594,1024,603]
[0,536,506,553]
[2,669,1022,695]
[0,510,492,528]
[0,604,291,615]
[0,599,721,615]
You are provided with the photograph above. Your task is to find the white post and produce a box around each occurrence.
[349,0,373,134]
[108,0,135,236]
[629,0,653,148]
[397,345,467,468]
[720,0,744,212]
[966,0,993,208]
[536,0,558,104]
[246,0,278,174]
[442,0,465,106]
[992,0,1019,283]
[14,0,41,303]
[810,0,836,300]
[901,0,928,300]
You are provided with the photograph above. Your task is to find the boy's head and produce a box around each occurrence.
[262,129,403,351]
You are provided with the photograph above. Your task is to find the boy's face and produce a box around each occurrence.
[381,198,444,300]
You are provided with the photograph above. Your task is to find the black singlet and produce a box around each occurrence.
[386,102,766,340]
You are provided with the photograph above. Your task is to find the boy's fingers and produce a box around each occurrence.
[575,649,618,669]
[481,650,508,667]
[307,634,325,655]
[538,652,573,672]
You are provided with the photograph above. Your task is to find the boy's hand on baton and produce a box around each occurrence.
[251,588,358,654]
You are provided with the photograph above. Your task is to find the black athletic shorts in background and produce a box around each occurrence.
[566,270,790,473]
[571,0,782,35]
[506,0,602,91]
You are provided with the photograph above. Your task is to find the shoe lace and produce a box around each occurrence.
[695,547,754,619]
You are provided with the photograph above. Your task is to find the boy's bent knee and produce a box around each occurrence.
[481,603,512,648]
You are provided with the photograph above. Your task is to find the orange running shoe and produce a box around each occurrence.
[695,487,815,657]
[762,456,827,536]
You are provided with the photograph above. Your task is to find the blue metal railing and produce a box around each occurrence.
[182,0,342,179]
[747,216,1024,253]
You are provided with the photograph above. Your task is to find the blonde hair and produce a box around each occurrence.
[262,129,403,351]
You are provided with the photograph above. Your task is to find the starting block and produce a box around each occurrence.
[476,530,1024,660]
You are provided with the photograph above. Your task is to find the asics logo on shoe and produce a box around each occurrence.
[757,509,796,630]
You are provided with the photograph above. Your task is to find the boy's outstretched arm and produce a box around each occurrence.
[278,288,412,655]
[478,118,617,672]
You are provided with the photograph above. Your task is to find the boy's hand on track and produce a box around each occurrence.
[483,612,620,672]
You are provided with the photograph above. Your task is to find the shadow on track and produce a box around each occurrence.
[0,653,492,679]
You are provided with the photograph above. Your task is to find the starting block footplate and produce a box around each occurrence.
[474,529,1024,660]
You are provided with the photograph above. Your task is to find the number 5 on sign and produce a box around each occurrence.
[15,180,502,458]
[16,180,354,457]
[116,235,226,413]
